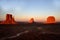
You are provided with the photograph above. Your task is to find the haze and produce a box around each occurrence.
[0,0,60,22]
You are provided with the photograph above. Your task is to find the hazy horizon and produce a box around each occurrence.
[0,0,60,22]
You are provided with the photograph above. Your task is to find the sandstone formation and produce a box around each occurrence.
[0,14,16,24]
[29,18,34,23]
[46,16,55,24]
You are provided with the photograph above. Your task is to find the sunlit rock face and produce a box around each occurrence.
[0,14,16,24]
[29,18,34,23]
[46,16,55,24]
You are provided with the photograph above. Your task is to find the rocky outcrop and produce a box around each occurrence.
[29,18,34,23]
[0,14,16,24]
[46,16,55,24]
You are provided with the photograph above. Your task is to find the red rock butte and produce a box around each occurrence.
[0,14,16,24]
[29,18,34,23]
[46,16,55,24]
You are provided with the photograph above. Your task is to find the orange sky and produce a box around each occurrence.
[14,15,60,22]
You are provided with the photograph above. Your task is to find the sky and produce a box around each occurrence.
[0,0,60,22]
